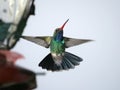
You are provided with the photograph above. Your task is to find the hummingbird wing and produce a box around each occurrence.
[21,36,52,48]
[64,37,92,48]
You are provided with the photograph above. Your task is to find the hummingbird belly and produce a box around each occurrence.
[51,53,64,65]
[50,39,65,65]
[50,39,65,54]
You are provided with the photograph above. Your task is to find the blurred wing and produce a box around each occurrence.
[0,0,34,23]
[0,0,15,23]
[64,37,92,48]
[21,36,52,48]
[0,0,35,49]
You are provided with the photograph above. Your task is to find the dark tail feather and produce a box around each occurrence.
[39,52,83,71]
[62,52,83,70]
[38,53,54,71]
[39,53,61,71]
[64,52,82,65]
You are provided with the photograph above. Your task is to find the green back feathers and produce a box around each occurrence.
[50,39,65,54]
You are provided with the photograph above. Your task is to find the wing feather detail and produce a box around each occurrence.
[21,36,52,48]
[64,37,93,48]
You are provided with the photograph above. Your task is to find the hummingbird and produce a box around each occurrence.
[21,19,92,71]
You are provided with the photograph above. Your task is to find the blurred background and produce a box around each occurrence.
[12,0,120,90]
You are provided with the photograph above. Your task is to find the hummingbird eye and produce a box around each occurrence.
[55,29,59,32]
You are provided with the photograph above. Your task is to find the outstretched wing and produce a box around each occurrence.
[21,36,52,48]
[64,37,93,48]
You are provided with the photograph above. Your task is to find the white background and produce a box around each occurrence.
[14,0,120,90]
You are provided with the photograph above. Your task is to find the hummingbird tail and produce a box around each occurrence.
[39,53,55,71]
[62,52,83,70]
[39,52,83,71]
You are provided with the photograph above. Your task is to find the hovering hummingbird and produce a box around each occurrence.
[21,19,92,71]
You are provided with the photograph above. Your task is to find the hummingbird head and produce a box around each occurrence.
[53,19,69,41]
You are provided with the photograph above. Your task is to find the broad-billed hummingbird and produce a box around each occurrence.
[21,19,92,71]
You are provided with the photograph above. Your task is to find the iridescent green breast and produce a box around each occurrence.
[50,39,65,54]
